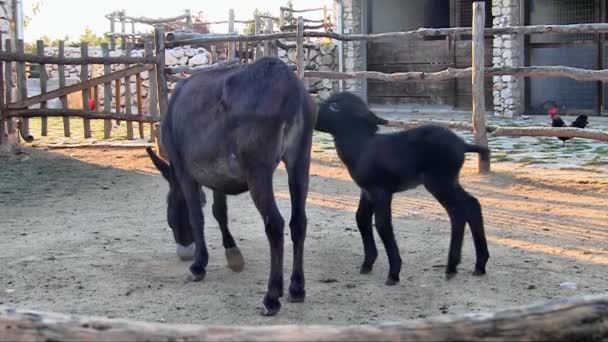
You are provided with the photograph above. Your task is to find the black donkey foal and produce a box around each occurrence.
[315,92,490,285]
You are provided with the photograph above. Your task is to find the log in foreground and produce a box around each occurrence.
[1,294,608,341]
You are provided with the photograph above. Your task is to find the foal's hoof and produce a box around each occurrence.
[188,264,206,282]
[260,296,281,316]
[287,289,306,303]
[360,264,373,274]
[385,275,399,286]
[225,247,245,273]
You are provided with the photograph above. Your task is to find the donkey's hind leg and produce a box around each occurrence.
[283,146,311,303]
[212,190,245,272]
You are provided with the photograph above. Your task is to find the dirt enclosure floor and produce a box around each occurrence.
[1,145,607,325]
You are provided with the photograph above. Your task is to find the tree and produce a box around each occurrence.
[281,0,297,30]
[24,1,44,28]
[163,11,209,33]
[243,9,279,35]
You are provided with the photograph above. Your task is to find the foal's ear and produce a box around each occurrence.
[364,110,388,126]
[146,147,171,181]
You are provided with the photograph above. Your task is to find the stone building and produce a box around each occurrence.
[335,0,605,117]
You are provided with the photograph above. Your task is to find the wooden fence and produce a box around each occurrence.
[0,31,166,144]
[3,1,608,169]
[1,294,607,341]
[159,1,608,174]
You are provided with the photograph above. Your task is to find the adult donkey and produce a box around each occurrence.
[146,57,316,316]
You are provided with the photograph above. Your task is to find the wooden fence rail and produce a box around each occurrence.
[0,53,159,65]
[1,294,607,341]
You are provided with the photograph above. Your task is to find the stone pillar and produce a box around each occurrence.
[341,0,364,96]
[492,0,524,117]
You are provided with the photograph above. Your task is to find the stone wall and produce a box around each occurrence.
[279,39,339,100]
[492,0,524,117]
[42,46,213,111]
[39,39,338,110]
[341,0,365,96]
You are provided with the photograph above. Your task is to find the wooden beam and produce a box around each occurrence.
[472,1,489,174]
[1,294,607,341]
[154,27,169,120]
[383,120,608,142]
[296,17,305,79]
[491,126,608,142]
[6,64,153,110]
[0,53,158,65]
[305,65,608,82]
[120,13,189,25]
[2,109,158,123]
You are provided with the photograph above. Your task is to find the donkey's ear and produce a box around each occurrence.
[146,147,170,181]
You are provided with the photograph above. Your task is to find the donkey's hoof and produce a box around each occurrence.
[472,268,486,276]
[360,264,373,274]
[445,270,458,280]
[176,243,195,261]
[260,296,281,316]
[287,289,306,303]
[385,276,399,286]
[188,264,206,282]
[225,247,245,272]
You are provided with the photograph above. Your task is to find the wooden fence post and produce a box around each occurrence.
[296,16,305,80]
[3,39,16,142]
[16,39,29,141]
[135,72,144,139]
[110,13,116,51]
[36,40,48,136]
[120,10,127,50]
[228,9,235,59]
[145,37,159,146]
[0,34,4,145]
[255,15,262,60]
[80,42,91,138]
[101,43,112,139]
[124,43,134,140]
[185,9,193,31]
[58,41,70,137]
[154,26,168,120]
[472,1,490,174]
[264,18,274,57]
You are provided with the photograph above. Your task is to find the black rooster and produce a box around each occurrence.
[545,101,589,147]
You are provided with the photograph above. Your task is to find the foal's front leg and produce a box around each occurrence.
[212,191,245,272]
[370,189,402,285]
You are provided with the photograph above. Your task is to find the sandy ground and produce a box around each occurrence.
[0,145,607,325]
